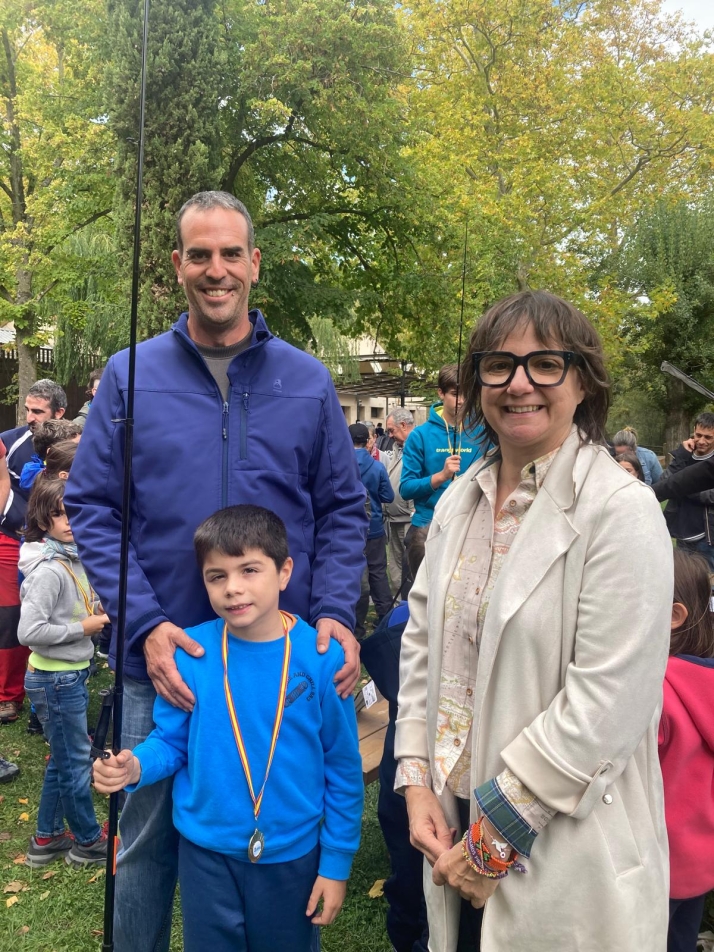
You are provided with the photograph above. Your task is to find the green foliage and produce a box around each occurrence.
[106,0,224,338]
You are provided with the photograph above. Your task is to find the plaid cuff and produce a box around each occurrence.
[474,776,537,858]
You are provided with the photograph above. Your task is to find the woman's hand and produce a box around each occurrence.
[404,786,456,866]
[432,841,502,908]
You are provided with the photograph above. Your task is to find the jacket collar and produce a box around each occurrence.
[171,309,273,356]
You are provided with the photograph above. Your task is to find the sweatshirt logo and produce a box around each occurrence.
[285,671,315,706]
[273,378,282,391]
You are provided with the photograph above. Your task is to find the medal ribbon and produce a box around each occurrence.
[58,562,96,616]
[222,611,292,820]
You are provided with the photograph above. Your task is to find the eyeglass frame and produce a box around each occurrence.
[472,350,584,388]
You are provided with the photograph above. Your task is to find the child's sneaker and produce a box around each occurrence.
[0,757,19,784]
[27,710,43,735]
[65,830,107,867]
[25,832,74,868]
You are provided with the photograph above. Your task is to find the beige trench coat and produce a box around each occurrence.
[395,429,673,952]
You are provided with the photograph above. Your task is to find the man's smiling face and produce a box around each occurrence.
[172,206,261,347]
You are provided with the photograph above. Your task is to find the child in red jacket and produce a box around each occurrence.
[660,549,714,952]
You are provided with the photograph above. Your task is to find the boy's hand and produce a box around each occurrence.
[315,619,360,697]
[92,749,141,793]
[82,613,110,637]
[144,621,205,712]
[306,875,346,925]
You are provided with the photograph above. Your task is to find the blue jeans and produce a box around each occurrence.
[179,836,320,952]
[24,666,101,845]
[679,538,714,574]
[114,676,178,952]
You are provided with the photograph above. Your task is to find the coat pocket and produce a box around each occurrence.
[593,785,642,876]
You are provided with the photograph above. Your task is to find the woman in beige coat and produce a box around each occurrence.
[395,291,672,951]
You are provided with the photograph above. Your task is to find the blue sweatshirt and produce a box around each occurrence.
[355,448,394,539]
[129,616,363,880]
[400,403,485,527]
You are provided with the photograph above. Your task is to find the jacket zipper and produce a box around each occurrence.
[222,401,229,508]
[240,392,249,461]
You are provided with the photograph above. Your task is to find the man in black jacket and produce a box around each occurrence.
[659,412,714,570]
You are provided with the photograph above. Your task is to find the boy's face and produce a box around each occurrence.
[202,547,293,637]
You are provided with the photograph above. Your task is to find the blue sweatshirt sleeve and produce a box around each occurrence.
[399,430,434,502]
[377,461,395,504]
[126,651,194,790]
[318,648,364,879]
[64,358,169,656]
[306,381,368,632]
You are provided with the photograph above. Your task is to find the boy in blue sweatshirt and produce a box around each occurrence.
[93,504,363,952]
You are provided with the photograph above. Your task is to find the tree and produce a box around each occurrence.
[397,0,714,350]
[614,199,714,449]
[0,0,113,416]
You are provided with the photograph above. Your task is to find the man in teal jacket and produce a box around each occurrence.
[400,364,485,577]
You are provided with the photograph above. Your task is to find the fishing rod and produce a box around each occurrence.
[96,0,149,946]
[450,219,468,469]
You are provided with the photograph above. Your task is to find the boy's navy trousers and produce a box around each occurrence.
[178,836,320,952]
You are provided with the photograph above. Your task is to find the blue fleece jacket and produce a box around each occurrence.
[355,448,394,539]
[64,311,368,681]
[128,616,363,879]
[399,403,485,527]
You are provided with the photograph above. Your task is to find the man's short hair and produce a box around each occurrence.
[176,191,255,255]
[89,367,104,387]
[387,407,414,427]
[348,422,370,447]
[32,420,81,459]
[437,364,459,393]
[694,412,714,431]
[194,505,289,571]
[27,379,68,415]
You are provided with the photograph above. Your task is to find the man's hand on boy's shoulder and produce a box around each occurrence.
[144,621,205,712]
[315,618,360,698]
[305,875,347,926]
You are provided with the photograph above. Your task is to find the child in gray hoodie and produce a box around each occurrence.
[18,477,109,868]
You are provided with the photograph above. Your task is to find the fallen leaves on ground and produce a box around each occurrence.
[13,854,26,865]
[0,831,11,841]
[87,868,105,883]
[3,882,29,894]
[6,896,18,907]
[16,925,30,935]
[18,813,29,822]
[17,799,28,805]
[39,890,50,900]
[367,879,385,898]
[41,870,55,880]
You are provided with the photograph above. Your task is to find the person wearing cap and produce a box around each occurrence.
[350,422,395,636]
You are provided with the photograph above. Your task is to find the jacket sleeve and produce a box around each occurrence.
[501,483,673,819]
[63,358,170,657]
[645,450,663,485]
[18,569,85,647]
[399,430,434,502]
[378,462,395,505]
[318,645,364,880]
[305,380,367,632]
[654,455,714,501]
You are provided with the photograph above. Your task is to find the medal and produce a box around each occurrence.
[222,611,292,863]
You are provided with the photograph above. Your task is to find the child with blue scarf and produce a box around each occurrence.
[17,477,109,868]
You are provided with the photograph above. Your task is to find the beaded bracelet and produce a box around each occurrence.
[467,818,528,875]
[461,832,508,879]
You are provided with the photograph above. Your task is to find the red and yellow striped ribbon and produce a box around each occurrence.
[221,610,292,820]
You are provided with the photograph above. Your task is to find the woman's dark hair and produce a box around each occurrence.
[460,290,611,448]
[615,451,644,481]
[194,505,289,571]
[671,549,714,659]
[44,440,78,479]
[24,478,66,543]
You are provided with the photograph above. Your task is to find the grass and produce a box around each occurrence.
[0,663,393,951]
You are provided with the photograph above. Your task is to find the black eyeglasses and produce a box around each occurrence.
[472,350,583,388]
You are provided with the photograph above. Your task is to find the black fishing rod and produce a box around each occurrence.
[94,0,149,947]
[451,220,468,473]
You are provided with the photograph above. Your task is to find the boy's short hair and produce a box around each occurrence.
[25,478,66,543]
[437,363,459,393]
[194,505,290,571]
[32,419,81,459]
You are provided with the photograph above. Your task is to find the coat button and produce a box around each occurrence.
[602,794,613,805]
[453,738,461,747]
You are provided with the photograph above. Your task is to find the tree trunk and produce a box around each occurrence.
[14,268,37,426]
[663,377,691,456]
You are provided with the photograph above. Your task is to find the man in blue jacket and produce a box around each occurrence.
[65,191,367,952]
[400,364,485,578]
[350,423,394,637]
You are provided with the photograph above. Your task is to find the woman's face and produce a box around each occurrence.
[479,322,585,464]
[618,460,638,478]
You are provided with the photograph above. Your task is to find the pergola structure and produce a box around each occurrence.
[333,353,433,406]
